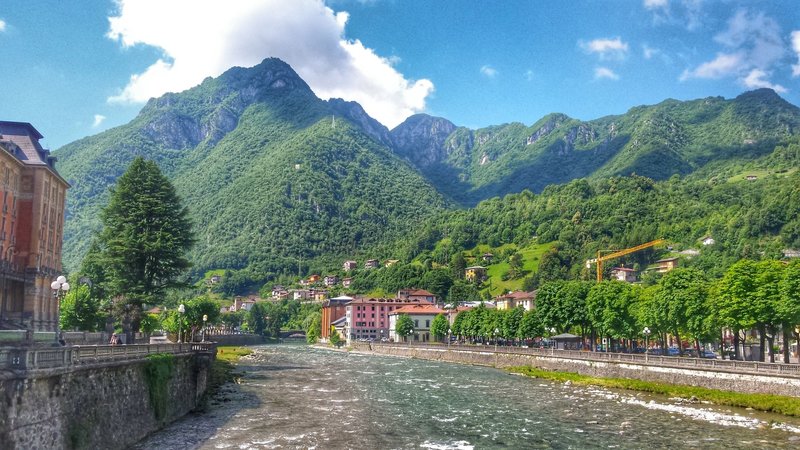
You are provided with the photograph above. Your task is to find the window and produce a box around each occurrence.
[426,320,430,328]
[414,320,419,327]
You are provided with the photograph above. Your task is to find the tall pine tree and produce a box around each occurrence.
[98,157,194,342]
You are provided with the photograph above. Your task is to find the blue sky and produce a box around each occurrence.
[1,0,799,149]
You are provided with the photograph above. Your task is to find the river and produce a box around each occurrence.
[133,343,800,449]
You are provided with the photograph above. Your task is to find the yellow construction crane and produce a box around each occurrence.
[585,239,666,282]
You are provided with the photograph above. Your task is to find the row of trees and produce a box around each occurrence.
[426,261,800,363]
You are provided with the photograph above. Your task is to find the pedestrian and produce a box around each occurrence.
[110,333,120,345]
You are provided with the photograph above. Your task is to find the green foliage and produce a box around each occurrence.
[143,353,175,422]
[59,284,104,332]
[306,312,321,343]
[430,313,450,342]
[329,327,342,347]
[395,314,415,340]
[95,157,195,334]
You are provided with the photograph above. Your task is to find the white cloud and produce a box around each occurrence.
[642,44,658,60]
[594,67,620,80]
[579,37,629,60]
[480,65,498,78]
[742,69,786,93]
[681,9,788,91]
[106,0,434,129]
[92,114,107,128]
[680,52,743,80]
[0,19,6,32]
[643,0,668,10]
[792,30,800,77]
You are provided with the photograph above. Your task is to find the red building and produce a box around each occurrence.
[345,297,422,342]
[320,295,352,340]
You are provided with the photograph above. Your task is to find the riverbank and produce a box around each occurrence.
[352,343,800,419]
[510,366,800,418]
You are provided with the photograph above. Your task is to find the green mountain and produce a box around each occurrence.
[56,56,800,283]
[56,58,447,275]
[390,88,800,205]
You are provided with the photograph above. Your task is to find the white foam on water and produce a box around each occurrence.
[431,415,458,422]
[420,440,474,449]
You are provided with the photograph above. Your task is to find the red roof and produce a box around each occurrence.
[611,267,636,272]
[391,304,445,315]
[407,289,434,296]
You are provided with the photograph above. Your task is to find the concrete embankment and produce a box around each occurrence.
[0,351,213,449]
[353,343,800,398]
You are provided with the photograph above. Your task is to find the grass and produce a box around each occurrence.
[216,346,252,363]
[482,241,553,295]
[509,366,800,418]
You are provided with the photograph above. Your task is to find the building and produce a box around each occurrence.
[345,297,422,342]
[321,295,352,341]
[364,259,379,269]
[292,289,311,301]
[342,277,353,288]
[701,236,715,246]
[384,259,399,267]
[343,260,357,271]
[209,275,221,284]
[324,275,339,286]
[783,249,800,259]
[494,291,537,311]
[0,121,69,332]
[397,288,436,304]
[465,266,487,282]
[388,304,445,342]
[481,252,494,263]
[610,267,637,283]
[307,274,321,284]
[654,257,679,273]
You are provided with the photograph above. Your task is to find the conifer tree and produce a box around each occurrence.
[98,157,195,342]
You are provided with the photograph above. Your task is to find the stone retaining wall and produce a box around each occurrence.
[0,353,213,449]
[363,345,800,397]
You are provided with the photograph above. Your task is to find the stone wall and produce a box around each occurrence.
[0,353,213,449]
[364,345,800,397]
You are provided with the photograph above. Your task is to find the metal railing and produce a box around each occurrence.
[374,342,800,377]
[0,342,216,371]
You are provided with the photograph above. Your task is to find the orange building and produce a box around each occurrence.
[0,121,69,331]
[320,295,352,340]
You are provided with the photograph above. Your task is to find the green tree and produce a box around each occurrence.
[97,157,195,343]
[507,252,524,279]
[421,269,454,304]
[329,327,342,347]
[431,313,450,342]
[586,281,637,351]
[59,284,104,331]
[395,314,415,342]
[715,260,759,360]
[655,268,711,356]
[502,306,525,343]
[185,296,220,341]
[780,261,800,363]
[247,303,269,336]
[518,309,543,342]
[305,311,322,344]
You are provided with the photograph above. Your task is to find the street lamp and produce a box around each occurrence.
[447,328,452,350]
[50,276,70,346]
[177,303,185,343]
[549,327,556,355]
[202,314,208,342]
[380,329,384,343]
[643,327,651,363]
[494,327,500,367]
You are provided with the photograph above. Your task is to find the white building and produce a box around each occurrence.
[388,304,445,343]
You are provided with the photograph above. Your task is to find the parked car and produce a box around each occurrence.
[702,350,718,359]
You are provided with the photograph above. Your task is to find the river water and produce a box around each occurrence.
[133,343,800,449]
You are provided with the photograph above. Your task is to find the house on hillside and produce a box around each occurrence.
[324,275,339,286]
[364,259,380,269]
[784,249,800,259]
[465,266,487,282]
[746,175,758,181]
[343,260,357,271]
[209,275,221,284]
[701,236,715,246]
[611,267,637,283]
[654,257,679,273]
[307,274,321,284]
[481,253,494,263]
[384,259,399,267]
[293,289,311,301]
[342,277,353,288]
[397,289,436,304]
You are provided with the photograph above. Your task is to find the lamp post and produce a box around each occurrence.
[202,314,208,342]
[494,327,500,366]
[549,327,556,356]
[50,276,70,346]
[643,327,651,363]
[380,329,384,343]
[447,328,452,350]
[177,303,185,343]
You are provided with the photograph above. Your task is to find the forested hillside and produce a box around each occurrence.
[391,89,800,205]
[395,136,800,288]
[54,57,800,290]
[56,58,447,276]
